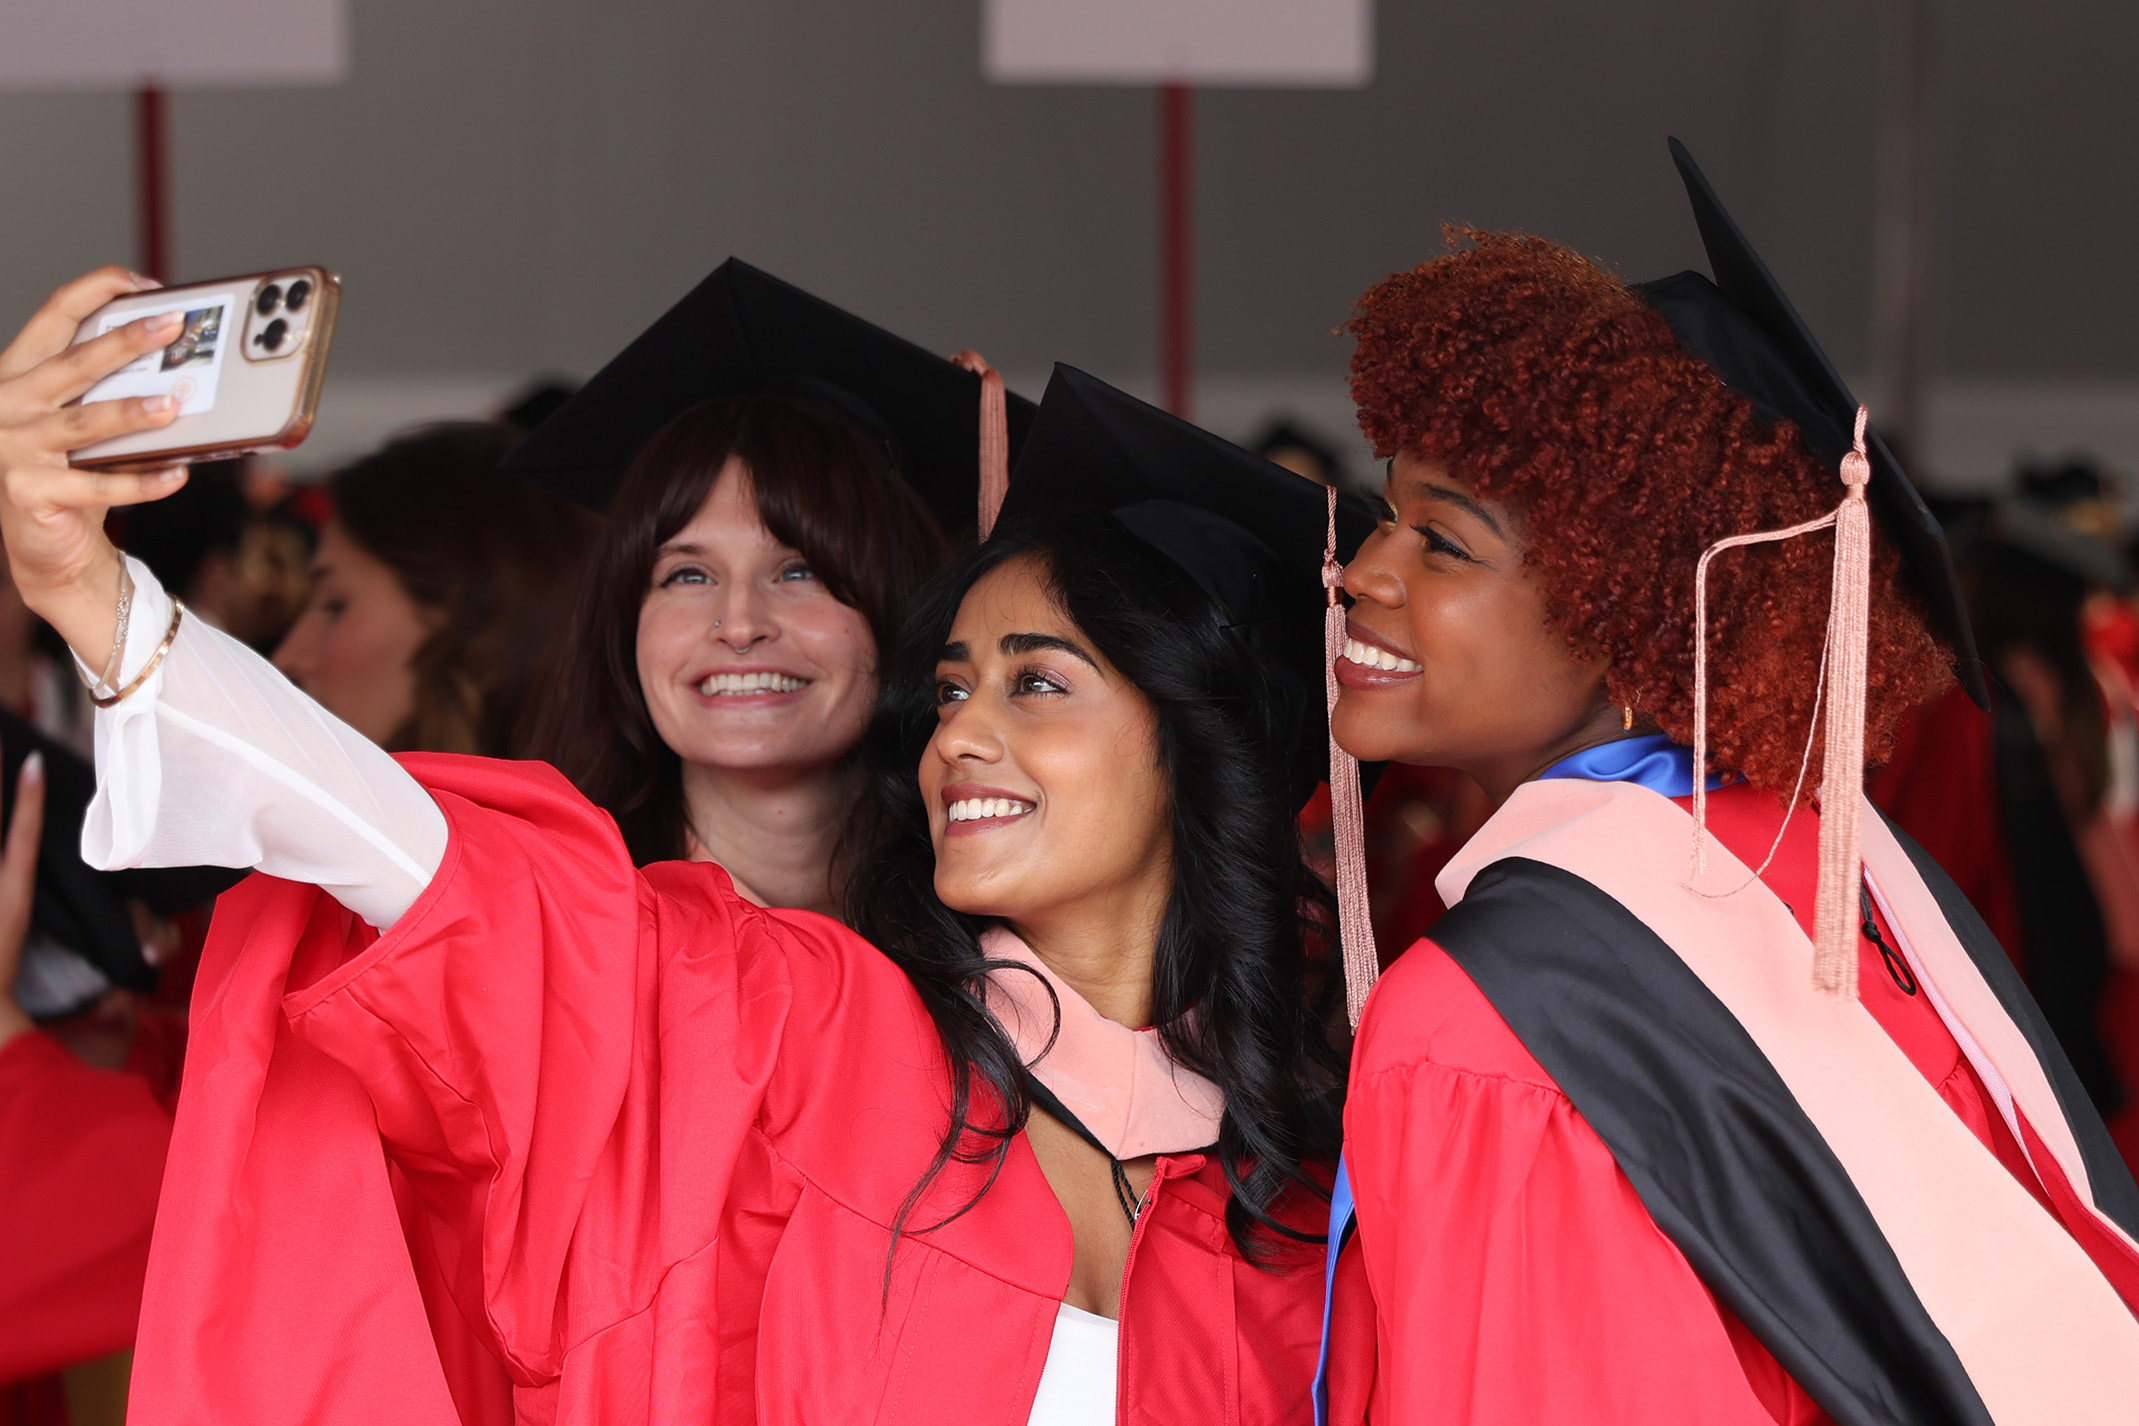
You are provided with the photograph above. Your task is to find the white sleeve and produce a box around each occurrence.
[78,557,448,930]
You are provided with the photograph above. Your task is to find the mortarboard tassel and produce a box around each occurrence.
[1812,415,1873,998]
[951,350,1010,539]
[1690,407,1874,998]
[1322,485,1380,1026]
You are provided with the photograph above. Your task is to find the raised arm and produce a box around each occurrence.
[0,270,442,928]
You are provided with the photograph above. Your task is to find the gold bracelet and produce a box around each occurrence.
[93,598,184,709]
[86,562,135,700]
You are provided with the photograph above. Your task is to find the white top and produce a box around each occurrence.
[81,557,443,928]
[79,558,1118,1424]
[1029,1303,1119,1426]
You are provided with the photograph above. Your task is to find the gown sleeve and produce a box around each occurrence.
[0,1029,170,1380]
[285,760,819,1377]
[79,557,446,930]
[128,754,817,1426]
[1341,941,1816,1426]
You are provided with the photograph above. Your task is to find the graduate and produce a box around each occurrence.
[0,747,172,1408]
[0,708,242,1414]
[0,267,1369,1424]
[518,258,1034,907]
[1317,142,2139,1426]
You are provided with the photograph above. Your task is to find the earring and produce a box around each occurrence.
[1622,703,1634,731]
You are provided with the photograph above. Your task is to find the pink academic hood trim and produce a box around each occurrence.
[1438,778,2139,1426]
[981,926,1224,1162]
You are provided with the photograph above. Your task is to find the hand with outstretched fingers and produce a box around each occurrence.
[0,268,197,665]
[0,749,48,1050]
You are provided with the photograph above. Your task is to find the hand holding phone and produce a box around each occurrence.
[66,267,339,469]
[0,269,209,683]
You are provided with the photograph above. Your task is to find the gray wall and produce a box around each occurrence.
[1,1,2134,404]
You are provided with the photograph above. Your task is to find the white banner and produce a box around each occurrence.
[0,0,346,88]
[983,0,1372,87]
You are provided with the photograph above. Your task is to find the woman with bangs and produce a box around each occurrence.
[521,260,974,918]
[533,390,947,914]
[1318,145,2139,1426]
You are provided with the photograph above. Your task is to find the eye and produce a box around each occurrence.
[318,597,348,621]
[935,678,969,706]
[777,562,816,583]
[1416,525,1474,562]
[659,565,711,588]
[1013,669,1067,696]
[1375,495,1400,525]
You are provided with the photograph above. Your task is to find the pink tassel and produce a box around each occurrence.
[951,350,1010,539]
[1814,414,1874,998]
[1688,408,1874,998]
[1322,485,1380,1027]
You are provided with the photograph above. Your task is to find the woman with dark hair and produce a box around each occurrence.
[1316,147,2139,1426]
[272,422,597,758]
[531,394,945,908]
[0,263,1355,1424]
[853,498,1342,1311]
[512,259,1016,916]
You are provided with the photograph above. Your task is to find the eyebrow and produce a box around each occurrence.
[1001,632,1099,667]
[936,633,1101,669]
[1407,479,1505,537]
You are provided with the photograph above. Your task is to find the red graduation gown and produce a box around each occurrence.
[129,755,1327,1426]
[1326,783,2139,1425]
[1870,684,2025,961]
[0,1030,170,1383]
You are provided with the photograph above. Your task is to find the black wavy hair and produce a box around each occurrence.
[849,506,1345,1261]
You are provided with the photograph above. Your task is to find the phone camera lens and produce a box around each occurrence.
[255,318,289,352]
[284,279,312,313]
[256,285,283,316]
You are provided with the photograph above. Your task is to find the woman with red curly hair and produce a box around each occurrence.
[1317,145,2139,1426]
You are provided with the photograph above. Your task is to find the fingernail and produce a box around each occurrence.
[22,751,43,785]
[145,311,183,333]
[129,272,163,290]
[143,395,176,415]
[158,466,187,480]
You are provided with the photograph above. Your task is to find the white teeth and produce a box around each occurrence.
[699,671,809,696]
[946,796,1035,823]
[1343,637,1422,674]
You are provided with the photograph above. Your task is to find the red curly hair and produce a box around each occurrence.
[1345,230,1952,792]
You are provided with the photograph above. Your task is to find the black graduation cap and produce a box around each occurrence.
[994,364,1379,806]
[1636,137,1989,707]
[500,259,1038,535]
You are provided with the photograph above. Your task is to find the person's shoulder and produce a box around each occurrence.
[760,904,934,1020]
[397,752,633,866]
[1352,938,1563,1096]
[636,864,918,1008]
[397,750,574,797]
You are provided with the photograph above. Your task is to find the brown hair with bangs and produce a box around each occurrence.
[532,395,951,865]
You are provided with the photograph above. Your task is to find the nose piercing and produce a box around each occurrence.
[714,620,723,628]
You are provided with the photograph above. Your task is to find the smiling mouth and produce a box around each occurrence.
[1341,636,1423,674]
[699,672,810,696]
[946,796,1034,824]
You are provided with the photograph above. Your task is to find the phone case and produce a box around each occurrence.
[67,268,340,468]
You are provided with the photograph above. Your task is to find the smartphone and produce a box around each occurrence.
[67,268,340,469]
